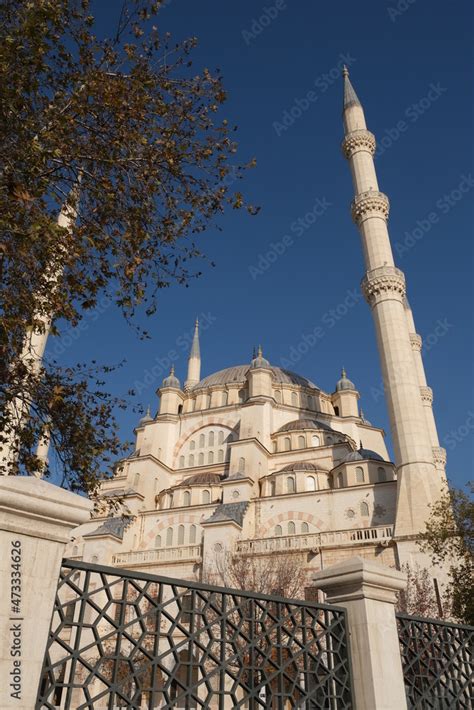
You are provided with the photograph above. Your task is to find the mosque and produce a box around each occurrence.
[68,69,447,589]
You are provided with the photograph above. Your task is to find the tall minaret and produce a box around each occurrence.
[341,68,446,540]
[184,319,201,390]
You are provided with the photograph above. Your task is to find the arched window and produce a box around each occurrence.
[218,431,224,445]
[222,391,228,406]
[312,434,320,447]
[360,501,369,517]
[334,406,340,416]
[238,389,246,403]
[198,453,204,465]
[202,490,211,504]
[178,525,185,545]
[337,473,343,488]
[307,395,314,410]
[204,394,211,409]
[208,451,214,464]
[275,390,281,404]
[356,467,365,483]
[179,455,185,468]
[190,440,196,451]
[238,457,245,474]
[199,434,205,448]
[298,435,306,449]
[209,431,215,446]
[306,476,316,492]
[275,525,282,536]
[291,392,298,406]
[218,449,224,463]
[183,490,191,507]
[72,545,78,557]
[287,477,296,494]
[301,522,309,534]
[189,399,195,412]
[288,521,296,535]
[270,480,276,496]
[284,437,291,451]
[155,535,161,548]
[166,528,173,546]
[378,467,387,482]
[189,454,194,467]
[133,473,140,487]
[272,441,277,453]
[189,525,196,544]
[169,492,174,508]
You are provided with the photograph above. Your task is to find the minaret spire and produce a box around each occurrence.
[184,318,201,390]
[341,71,446,542]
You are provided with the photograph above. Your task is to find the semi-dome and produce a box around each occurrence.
[343,448,385,462]
[279,461,319,472]
[277,418,334,433]
[179,472,222,487]
[335,368,356,392]
[194,365,318,390]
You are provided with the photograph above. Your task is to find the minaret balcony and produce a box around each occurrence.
[341,129,376,159]
[361,265,406,305]
[351,190,390,225]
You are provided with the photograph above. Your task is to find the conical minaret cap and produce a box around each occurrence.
[189,318,200,360]
[342,65,362,111]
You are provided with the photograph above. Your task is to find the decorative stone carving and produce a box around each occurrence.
[409,333,422,351]
[351,190,390,226]
[361,266,406,305]
[420,386,433,404]
[432,446,447,466]
[341,129,376,159]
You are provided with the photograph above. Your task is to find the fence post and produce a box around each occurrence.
[0,476,92,709]
[313,556,407,710]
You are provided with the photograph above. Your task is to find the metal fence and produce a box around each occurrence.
[397,613,473,709]
[36,560,353,709]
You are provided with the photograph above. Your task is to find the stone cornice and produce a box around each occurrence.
[351,190,390,226]
[342,129,376,159]
[361,266,406,305]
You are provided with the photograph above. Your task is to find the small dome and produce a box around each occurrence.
[162,365,181,389]
[179,472,222,487]
[278,418,334,433]
[139,406,153,426]
[336,368,356,392]
[251,345,270,369]
[343,448,385,462]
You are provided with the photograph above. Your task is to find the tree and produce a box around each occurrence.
[419,483,473,625]
[0,0,255,492]
[396,563,441,619]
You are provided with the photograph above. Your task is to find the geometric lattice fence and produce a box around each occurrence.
[397,613,474,709]
[36,560,354,709]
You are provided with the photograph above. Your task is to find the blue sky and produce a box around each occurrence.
[48,0,473,487]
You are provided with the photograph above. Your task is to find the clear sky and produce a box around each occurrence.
[47,0,473,488]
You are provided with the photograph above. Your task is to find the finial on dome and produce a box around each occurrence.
[336,367,356,392]
[342,65,349,79]
[139,404,153,425]
[162,365,181,389]
[258,344,263,357]
[251,344,270,369]
[342,366,346,378]
[359,440,363,450]
[170,364,175,376]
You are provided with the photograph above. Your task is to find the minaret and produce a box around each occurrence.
[184,319,201,390]
[341,68,446,539]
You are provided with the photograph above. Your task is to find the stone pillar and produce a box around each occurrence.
[314,557,407,710]
[0,476,92,709]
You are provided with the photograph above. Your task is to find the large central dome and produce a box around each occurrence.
[193,365,319,390]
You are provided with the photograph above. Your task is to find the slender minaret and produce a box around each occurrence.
[0,192,78,473]
[341,68,446,540]
[184,319,201,390]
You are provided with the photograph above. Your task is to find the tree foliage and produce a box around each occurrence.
[0,0,254,491]
[396,563,441,619]
[419,483,473,625]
